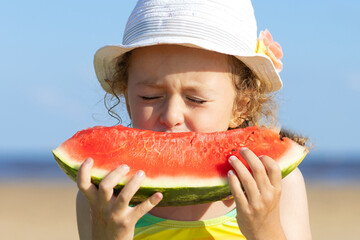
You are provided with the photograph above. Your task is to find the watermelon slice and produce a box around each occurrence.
[53,125,307,206]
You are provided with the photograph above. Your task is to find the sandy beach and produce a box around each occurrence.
[1,180,359,240]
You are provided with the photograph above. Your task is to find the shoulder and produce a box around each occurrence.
[282,167,306,189]
[280,168,309,216]
[280,168,312,240]
[76,190,92,240]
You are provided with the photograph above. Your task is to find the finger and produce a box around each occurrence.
[260,155,282,189]
[98,164,130,204]
[77,158,98,202]
[239,148,272,192]
[227,170,248,207]
[228,155,260,204]
[133,192,163,220]
[113,170,146,209]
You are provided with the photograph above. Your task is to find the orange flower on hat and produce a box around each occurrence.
[256,29,283,72]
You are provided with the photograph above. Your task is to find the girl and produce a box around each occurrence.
[76,0,312,239]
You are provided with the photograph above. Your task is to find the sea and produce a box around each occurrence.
[0,151,359,185]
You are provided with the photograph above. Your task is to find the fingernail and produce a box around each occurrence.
[229,156,237,163]
[120,164,129,171]
[240,147,247,153]
[228,170,234,176]
[258,155,264,159]
[85,158,93,165]
[136,170,144,177]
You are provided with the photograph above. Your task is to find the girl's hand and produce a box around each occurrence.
[228,148,286,240]
[77,158,163,240]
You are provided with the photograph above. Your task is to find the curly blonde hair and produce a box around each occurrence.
[228,56,278,129]
[103,51,278,129]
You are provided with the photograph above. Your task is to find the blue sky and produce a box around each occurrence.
[1,0,359,157]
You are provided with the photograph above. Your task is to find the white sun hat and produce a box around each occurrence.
[94,0,283,93]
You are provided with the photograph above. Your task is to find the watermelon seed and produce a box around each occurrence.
[232,149,236,152]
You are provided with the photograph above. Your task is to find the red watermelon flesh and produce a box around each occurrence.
[53,125,307,206]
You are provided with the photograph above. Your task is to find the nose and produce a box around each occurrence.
[159,95,185,129]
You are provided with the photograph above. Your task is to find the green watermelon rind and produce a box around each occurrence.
[53,152,232,206]
[281,153,307,179]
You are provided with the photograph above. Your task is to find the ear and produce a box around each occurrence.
[229,97,250,128]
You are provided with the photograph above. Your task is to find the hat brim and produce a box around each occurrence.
[94,40,282,94]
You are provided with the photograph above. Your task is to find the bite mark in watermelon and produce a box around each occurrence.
[53,125,307,206]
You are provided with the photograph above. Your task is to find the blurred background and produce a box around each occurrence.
[1,0,359,239]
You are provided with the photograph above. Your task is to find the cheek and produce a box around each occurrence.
[126,93,147,126]
[130,105,155,127]
[188,104,234,132]
[212,95,236,128]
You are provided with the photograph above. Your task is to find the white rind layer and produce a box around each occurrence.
[277,140,308,176]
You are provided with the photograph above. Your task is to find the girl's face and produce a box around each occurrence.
[126,45,237,133]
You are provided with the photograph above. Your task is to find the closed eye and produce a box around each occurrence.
[186,97,207,104]
[140,96,162,100]
[140,95,207,104]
